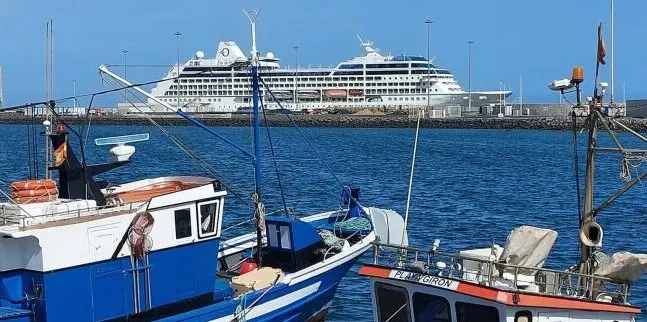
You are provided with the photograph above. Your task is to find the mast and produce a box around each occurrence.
[580,107,598,273]
[610,0,615,104]
[44,20,54,179]
[245,9,264,267]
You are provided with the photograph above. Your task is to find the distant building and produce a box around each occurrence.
[0,66,4,108]
[626,100,647,118]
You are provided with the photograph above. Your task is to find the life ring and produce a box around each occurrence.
[13,195,57,204]
[11,187,58,198]
[11,179,57,191]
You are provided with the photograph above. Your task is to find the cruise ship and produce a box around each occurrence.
[147,37,512,114]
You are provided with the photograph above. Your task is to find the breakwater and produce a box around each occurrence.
[2,113,647,130]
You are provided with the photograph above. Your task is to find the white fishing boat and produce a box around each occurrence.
[359,23,647,322]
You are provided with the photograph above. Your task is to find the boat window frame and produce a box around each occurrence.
[411,292,451,322]
[196,199,221,239]
[174,208,193,240]
[455,301,500,322]
[374,281,412,322]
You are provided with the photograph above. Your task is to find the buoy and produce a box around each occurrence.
[240,260,258,275]
[11,187,58,198]
[11,179,57,191]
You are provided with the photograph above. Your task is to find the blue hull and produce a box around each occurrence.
[158,257,357,322]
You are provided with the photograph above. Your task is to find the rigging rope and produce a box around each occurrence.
[99,75,254,207]
[259,78,345,189]
[259,94,289,215]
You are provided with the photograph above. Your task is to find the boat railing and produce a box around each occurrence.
[0,201,140,228]
[370,242,632,305]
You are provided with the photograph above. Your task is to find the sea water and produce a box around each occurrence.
[0,124,645,321]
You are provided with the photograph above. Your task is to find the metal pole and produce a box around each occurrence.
[174,31,182,108]
[72,80,77,108]
[293,45,300,111]
[122,49,128,103]
[425,19,433,118]
[519,72,523,114]
[467,40,474,114]
[610,0,615,104]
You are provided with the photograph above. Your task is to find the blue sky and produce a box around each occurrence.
[0,0,645,107]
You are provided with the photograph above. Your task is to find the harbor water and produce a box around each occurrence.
[1,124,645,321]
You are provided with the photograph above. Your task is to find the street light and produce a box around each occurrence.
[293,45,300,110]
[174,31,182,107]
[467,40,474,114]
[122,49,128,103]
[425,19,433,117]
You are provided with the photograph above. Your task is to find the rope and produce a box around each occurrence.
[252,192,266,237]
[99,75,253,208]
[232,274,282,321]
[259,94,289,215]
[259,78,344,189]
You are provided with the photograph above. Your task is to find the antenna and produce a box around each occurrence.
[244,9,260,62]
[356,35,365,45]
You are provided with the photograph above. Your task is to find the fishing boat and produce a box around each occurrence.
[0,12,402,322]
[359,23,647,322]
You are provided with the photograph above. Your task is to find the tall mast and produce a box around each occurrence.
[580,108,598,273]
[610,0,615,104]
[45,20,54,179]
[245,9,264,267]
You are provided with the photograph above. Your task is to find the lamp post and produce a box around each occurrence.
[122,49,128,103]
[293,45,300,110]
[174,31,182,107]
[467,40,474,114]
[72,80,77,110]
[425,19,433,118]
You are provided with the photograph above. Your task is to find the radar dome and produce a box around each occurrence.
[266,52,275,59]
[195,51,205,59]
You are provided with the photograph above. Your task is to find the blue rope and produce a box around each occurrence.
[259,78,344,189]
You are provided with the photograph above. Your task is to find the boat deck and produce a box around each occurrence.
[364,242,634,306]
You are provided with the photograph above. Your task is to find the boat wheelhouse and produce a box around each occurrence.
[142,37,511,114]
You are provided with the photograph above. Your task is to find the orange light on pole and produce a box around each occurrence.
[572,66,584,84]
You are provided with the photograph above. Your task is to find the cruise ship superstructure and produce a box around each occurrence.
[148,38,512,114]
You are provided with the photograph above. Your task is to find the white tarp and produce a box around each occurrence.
[499,226,558,271]
[594,251,647,282]
[366,207,407,247]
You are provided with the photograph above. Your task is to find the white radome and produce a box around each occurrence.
[195,51,205,59]
[266,52,275,59]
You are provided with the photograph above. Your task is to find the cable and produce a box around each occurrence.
[259,93,289,215]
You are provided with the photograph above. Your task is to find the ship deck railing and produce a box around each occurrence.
[370,242,632,305]
[0,201,140,230]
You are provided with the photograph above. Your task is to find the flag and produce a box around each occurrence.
[53,141,67,167]
[597,22,606,65]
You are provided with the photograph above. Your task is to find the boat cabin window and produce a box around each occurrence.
[174,208,192,239]
[375,282,411,322]
[197,200,219,238]
[455,302,499,322]
[412,292,451,322]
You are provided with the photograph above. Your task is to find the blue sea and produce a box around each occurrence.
[1,124,645,321]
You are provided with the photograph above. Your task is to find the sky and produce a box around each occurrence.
[0,0,646,107]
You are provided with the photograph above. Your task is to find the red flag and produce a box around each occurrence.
[597,22,606,65]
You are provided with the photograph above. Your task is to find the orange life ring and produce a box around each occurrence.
[11,187,58,198]
[11,179,57,191]
[13,195,57,204]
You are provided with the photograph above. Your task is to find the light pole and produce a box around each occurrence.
[293,45,300,110]
[174,31,182,107]
[425,19,433,118]
[122,49,128,103]
[72,80,77,109]
[467,40,474,114]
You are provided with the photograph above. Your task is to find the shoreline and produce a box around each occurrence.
[1,113,647,130]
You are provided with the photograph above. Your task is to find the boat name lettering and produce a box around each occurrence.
[388,270,458,290]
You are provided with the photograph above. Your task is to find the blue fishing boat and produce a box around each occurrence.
[0,11,403,322]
